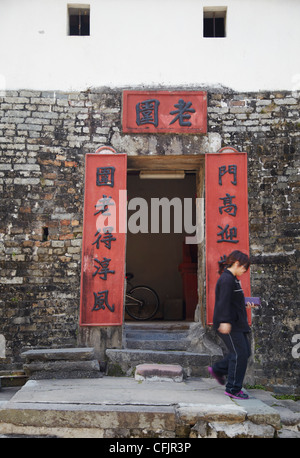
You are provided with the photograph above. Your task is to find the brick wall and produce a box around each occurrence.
[0,88,299,392]
[208,92,300,392]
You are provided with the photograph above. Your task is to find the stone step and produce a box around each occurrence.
[126,339,188,351]
[21,347,101,380]
[106,348,212,377]
[124,322,191,332]
[0,371,28,387]
[22,347,96,361]
[0,377,282,438]
[124,323,191,351]
[125,329,190,350]
[125,330,189,339]
[135,364,184,382]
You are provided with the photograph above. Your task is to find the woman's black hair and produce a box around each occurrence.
[218,250,251,275]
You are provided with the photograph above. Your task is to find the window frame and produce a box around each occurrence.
[203,7,227,38]
[68,3,90,36]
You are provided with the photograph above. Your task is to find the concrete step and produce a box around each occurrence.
[21,347,102,380]
[106,348,212,377]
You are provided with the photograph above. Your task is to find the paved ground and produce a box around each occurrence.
[0,377,299,438]
[2,377,239,405]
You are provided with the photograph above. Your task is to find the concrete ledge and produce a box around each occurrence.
[135,364,183,382]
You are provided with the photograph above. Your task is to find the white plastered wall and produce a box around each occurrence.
[0,0,299,91]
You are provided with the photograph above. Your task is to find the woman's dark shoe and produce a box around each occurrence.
[224,390,249,399]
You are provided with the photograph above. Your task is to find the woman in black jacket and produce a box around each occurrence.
[208,250,254,400]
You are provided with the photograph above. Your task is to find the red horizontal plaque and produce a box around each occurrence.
[80,153,127,326]
[122,90,207,134]
[205,151,251,326]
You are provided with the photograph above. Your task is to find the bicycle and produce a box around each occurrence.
[125,272,160,320]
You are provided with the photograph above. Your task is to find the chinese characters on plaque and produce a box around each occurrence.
[80,153,127,326]
[122,91,207,134]
[205,151,251,326]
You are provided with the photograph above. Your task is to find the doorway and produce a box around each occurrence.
[126,155,204,322]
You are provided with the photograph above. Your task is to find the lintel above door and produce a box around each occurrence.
[127,155,204,172]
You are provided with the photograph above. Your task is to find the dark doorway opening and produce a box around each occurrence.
[126,172,197,321]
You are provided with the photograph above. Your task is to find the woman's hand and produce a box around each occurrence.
[218,323,232,334]
[246,301,257,309]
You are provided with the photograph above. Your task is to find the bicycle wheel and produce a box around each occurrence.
[125,286,159,320]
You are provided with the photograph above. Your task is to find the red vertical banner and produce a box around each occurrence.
[80,152,127,326]
[205,151,251,326]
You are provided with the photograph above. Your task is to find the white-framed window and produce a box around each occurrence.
[68,4,90,36]
[203,7,227,38]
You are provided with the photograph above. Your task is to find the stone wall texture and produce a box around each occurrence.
[0,88,299,392]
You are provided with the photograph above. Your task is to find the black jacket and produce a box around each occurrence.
[213,269,250,332]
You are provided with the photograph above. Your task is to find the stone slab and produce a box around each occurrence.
[135,364,183,382]
[0,402,176,430]
[234,396,281,429]
[21,347,96,362]
[207,420,276,438]
[177,402,247,424]
[24,360,100,372]
[106,348,211,377]
[3,377,228,406]
[0,377,282,438]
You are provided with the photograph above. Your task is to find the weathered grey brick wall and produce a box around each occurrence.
[209,92,300,392]
[0,88,299,392]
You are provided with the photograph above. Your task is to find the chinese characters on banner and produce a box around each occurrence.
[80,152,127,326]
[122,91,207,134]
[205,151,251,326]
